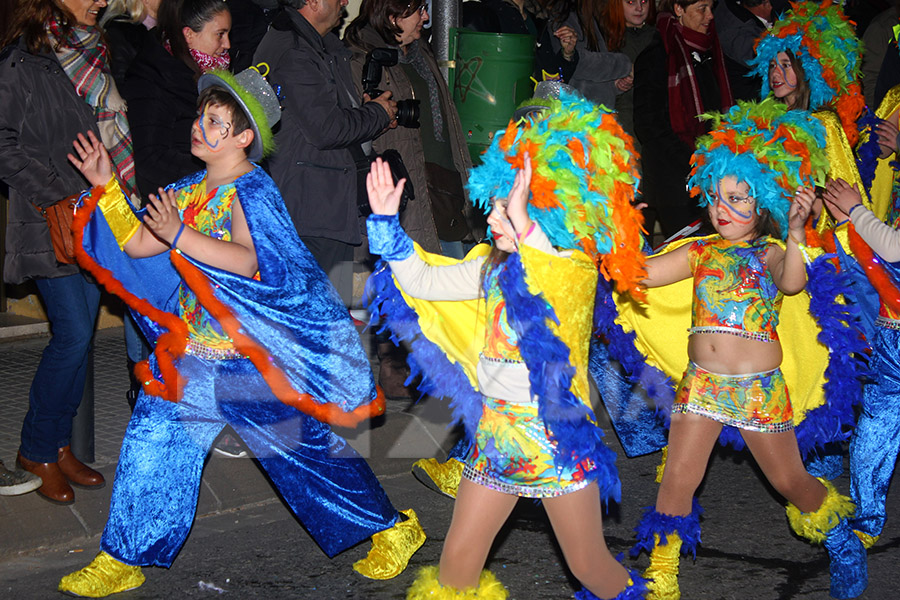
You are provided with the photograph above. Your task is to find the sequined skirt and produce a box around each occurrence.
[463,396,595,498]
[673,362,794,433]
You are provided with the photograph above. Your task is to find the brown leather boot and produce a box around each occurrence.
[16,453,74,505]
[58,446,105,489]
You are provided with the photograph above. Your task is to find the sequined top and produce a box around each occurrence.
[176,178,259,349]
[688,236,782,342]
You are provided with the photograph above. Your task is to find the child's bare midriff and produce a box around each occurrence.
[688,332,783,374]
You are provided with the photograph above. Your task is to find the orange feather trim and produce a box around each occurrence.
[847,225,900,315]
[169,251,384,427]
[72,185,188,402]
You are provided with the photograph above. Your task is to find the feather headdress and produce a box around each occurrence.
[688,99,828,239]
[466,89,647,299]
[748,0,864,145]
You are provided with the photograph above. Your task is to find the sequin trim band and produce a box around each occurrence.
[184,339,245,360]
[479,353,527,366]
[672,403,795,433]
[876,317,900,330]
[461,464,591,498]
[688,326,775,343]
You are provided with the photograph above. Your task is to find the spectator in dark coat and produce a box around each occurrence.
[101,0,161,87]
[713,0,784,102]
[633,0,733,238]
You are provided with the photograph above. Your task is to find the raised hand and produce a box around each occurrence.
[788,185,815,234]
[143,187,183,245]
[67,131,112,188]
[366,157,406,216]
[505,153,533,233]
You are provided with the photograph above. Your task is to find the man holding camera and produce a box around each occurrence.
[254,0,397,305]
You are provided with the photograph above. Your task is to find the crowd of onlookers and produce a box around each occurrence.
[1,0,899,504]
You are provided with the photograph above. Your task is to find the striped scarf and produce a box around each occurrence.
[48,19,137,198]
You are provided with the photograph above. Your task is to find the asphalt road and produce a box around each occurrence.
[1,432,897,599]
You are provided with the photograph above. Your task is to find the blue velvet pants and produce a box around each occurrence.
[100,355,399,567]
[20,274,101,462]
[849,326,900,538]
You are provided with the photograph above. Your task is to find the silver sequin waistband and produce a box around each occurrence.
[876,317,900,330]
[688,326,775,343]
[184,340,245,360]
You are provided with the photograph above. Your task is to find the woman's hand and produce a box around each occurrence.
[555,25,577,60]
[506,153,533,233]
[366,157,406,216]
[67,131,112,188]
[615,72,634,92]
[822,178,863,220]
[787,185,814,237]
[143,187,183,245]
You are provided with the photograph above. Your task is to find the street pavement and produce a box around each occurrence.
[1,327,898,599]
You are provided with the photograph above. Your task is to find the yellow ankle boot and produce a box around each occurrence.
[643,533,683,600]
[406,565,509,599]
[58,551,145,597]
[353,508,426,580]
[411,457,464,498]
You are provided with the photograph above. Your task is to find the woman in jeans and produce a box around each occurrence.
[1,0,138,503]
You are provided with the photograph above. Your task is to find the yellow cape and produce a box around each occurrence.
[395,242,598,408]
[613,235,830,423]
[867,85,900,222]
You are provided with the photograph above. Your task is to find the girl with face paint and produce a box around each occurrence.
[629,100,869,600]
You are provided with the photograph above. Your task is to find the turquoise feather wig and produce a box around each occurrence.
[688,99,828,239]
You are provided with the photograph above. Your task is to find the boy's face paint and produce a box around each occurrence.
[768,51,798,101]
[708,176,759,242]
[486,198,518,253]
[192,104,232,155]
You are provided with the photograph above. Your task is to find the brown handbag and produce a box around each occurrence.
[33,194,79,264]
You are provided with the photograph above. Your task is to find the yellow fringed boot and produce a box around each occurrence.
[411,457,464,498]
[786,478,868,599]
[353,508,426,580]
[643,533,682,600]
[406,565,509,599]
[58,551,145,597]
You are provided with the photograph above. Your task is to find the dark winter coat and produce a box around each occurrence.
[0,38,100,284]
[121,37,203,199]
[254,8,391,245]
[346,26,472,254]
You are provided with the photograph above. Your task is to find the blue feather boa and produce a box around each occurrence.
[856,109,883,195]
[364,262,484,442]
[631,498,704,559]
[495,254,621,503]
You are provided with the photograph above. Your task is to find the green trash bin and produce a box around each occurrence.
[449,29,535,165]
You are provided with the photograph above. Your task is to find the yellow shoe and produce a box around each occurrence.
[412,457,463,499]
[58,551,145,597]
[853,530,879,549]
[353,508,426,580]
[644,533,682,600]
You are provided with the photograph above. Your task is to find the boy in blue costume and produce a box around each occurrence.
[57,67,424,597]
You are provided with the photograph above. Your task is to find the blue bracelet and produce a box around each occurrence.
[171,222,186,249]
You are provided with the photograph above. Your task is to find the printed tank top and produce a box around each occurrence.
[688,236,782,342]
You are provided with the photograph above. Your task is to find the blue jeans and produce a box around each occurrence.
[20,274,101,462]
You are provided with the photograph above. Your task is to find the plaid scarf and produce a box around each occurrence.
[657,11,732,147]
[48,18,137,198]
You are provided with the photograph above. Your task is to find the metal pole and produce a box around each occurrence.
[71,347,95,463]
[431,0,459,83]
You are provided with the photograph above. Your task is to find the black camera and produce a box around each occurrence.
[362,47,420,129]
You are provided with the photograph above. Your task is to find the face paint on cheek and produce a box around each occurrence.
[715,184,754,224]
[198,114,224,151]
[776,64,796,89]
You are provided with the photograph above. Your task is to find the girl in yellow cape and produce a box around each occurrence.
[630,100,868,600]
[364,89,648,599]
